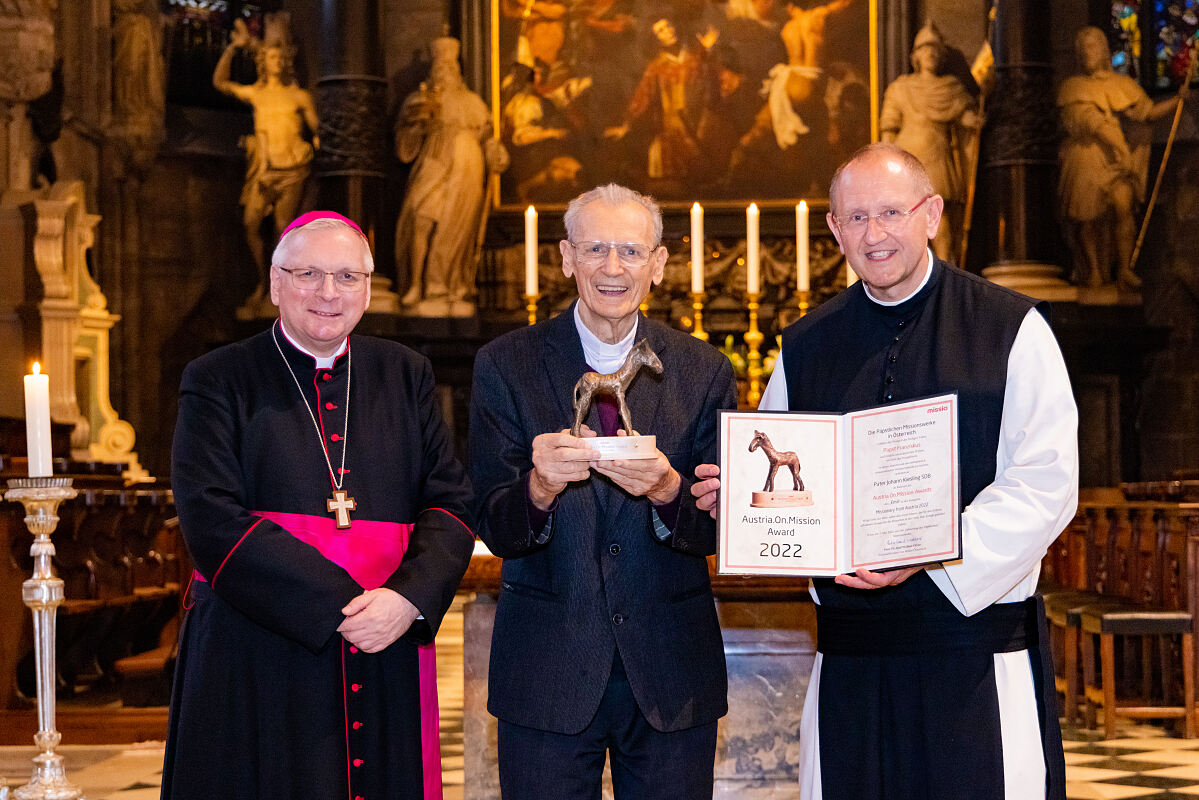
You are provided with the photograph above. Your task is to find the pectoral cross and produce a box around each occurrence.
[328,490,356,529]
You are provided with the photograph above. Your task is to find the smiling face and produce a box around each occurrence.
[560,200,666,343]
[827,152,943,303]
[270,226,372,357]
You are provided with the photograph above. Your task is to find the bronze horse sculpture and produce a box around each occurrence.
[749,429,804,492]
[571,339,663,437]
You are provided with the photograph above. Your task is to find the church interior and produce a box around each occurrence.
[2,0,1199,797]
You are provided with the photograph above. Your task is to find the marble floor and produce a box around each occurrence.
[5,600,1199,799]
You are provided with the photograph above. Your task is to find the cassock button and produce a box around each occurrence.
[350,646,358,653]
[612,613,625,625]
[353,758,363,767]
[352,683,362,692]
[888,355,897,363]
[355,796,364,800]
[898,320,906,328]
[885,376,894,384]
[353,721,363,729]
[892,336,900,344]
[330,434,342,441]
[885,394,894,401]
[609,543,621,555]
[338,468,350,475]
[326,402,337,410]
[322,373,331,381]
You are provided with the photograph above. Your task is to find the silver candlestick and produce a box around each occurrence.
[4,477,83,800]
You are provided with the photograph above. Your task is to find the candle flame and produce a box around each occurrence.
[32,362,41,375]
[799,200,808,211]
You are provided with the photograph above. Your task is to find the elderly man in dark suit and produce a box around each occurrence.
[469,183,736,799]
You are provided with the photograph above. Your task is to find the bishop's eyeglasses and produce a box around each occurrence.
[568,241,658,268]
[275,266,370,291]
[832,193,935,233]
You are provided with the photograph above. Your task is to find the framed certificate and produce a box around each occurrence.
[716,393,961,576]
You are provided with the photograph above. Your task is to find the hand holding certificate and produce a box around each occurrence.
[717,393,961,576]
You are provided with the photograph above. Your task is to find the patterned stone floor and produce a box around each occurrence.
[5,600,1199,799]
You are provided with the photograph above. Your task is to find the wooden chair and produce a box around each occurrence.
[1078,507,1195,738]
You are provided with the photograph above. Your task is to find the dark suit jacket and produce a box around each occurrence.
[469,305,737,734]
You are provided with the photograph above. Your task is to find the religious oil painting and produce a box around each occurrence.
[489,0,879,209]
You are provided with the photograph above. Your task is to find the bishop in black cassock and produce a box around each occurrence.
[164,212,474,800]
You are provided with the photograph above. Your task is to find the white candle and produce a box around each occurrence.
[24,362,51,477]
[525,206,538,296]
[690,203,704,293]
[746,203,760,295]
[796,200,809,292]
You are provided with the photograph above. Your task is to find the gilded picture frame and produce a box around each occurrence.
[488,0,879,211]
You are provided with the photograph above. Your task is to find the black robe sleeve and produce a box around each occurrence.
[380,356,474,643]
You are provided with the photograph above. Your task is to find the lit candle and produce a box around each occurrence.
[796,200,809,292]
[24,362,51,477]
[746,203,760,295]
[524,205,538,296]
[691,203,704,293]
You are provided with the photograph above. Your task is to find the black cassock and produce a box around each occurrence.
[163,323,473,800]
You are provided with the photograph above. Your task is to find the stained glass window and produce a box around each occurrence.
[1112,1,1142,79]
[1153,1,1199,90]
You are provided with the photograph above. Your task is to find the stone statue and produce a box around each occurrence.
[213,14,319,311]
[880,20,978,263]
[396,36,508,316]
[1057,26,1184,289]
[111,0,165,174]
[571,339,662,438]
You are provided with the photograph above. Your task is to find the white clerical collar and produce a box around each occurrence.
[863,247,935,307]
[573,303,636,373]
[278,320,348,369]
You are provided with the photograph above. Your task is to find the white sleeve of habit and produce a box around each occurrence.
[926,307,1080,616]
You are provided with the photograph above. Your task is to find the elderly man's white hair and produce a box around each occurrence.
[563,184,664,247]
[271,218,375,272]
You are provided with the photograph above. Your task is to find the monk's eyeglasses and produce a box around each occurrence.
[568,241,658,268]
[833,194,935,233]
[275,265,370,291]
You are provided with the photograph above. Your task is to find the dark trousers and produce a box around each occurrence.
[497,656,717,800]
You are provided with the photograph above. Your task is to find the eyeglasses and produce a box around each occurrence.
[275,266,370,291]
[832,194,935,232]
[568,241,658,268]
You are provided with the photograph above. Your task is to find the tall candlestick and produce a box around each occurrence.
[24,362,51,478]
[796,200,809,292]
[691,202,704,293]
[524,205,538,296]
[746,203,760,294]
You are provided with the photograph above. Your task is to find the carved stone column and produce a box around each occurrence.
[975,0,1075,301]
[315,0,398,313]
[0,6,55,191]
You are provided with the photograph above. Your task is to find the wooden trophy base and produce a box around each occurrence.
[585,435,658,460]
[750,490,814,508]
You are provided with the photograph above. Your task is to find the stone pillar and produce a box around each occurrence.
[975,0,1075,301]
[315,0,398,313]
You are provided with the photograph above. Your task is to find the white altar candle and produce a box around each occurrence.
[24,362,51,477]
[524,206,538,296]
[796,201,809,292]
[690,203,704,293]
[746,203,760,295]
